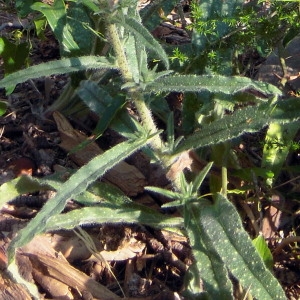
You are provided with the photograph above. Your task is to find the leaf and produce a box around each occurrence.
[186,201,233,299]
[34,17,48,40]
[192,161,213,194]
[124,34,142,84]
[81,181,132,206]
[176,105,267,153]
[175,98,300,154]
[69,0,100,13]
[145,75,282,96]
[7,261,40,299]
[145,186,181,200]
[0,56,117,92]
[120,16,169,69]
[110,108,146,139]
[7,135,152,263]
[199,194,286,299]
[45,203,183,231]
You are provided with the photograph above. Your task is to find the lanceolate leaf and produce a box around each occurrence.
[192,161,213,194]
[199,194,286,299]
[186,201,233,299]
[120,16,169,69]
[45,203,183,231]
[176,104,268,153]
[8,135,152,263]
[145,75,282,96]
[124,34,142,84]
[0,56,117,91]
[175,98,300,154]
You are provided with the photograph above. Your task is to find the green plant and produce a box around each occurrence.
[184,0,300,74]
[1,0,300,299]
[168,0,300,192]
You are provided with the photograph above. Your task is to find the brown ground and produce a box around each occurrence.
[1,1,300,299]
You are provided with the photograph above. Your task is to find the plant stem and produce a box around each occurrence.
[106,21,172,168]
[106,22,132,82]
[221,166,227,196]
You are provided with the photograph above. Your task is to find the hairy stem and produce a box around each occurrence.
[106,21,172,169]
[106,22,132,82]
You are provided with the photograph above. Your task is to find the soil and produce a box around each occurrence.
[1,1,300,300]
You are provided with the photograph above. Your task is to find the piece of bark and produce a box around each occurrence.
[25,252,120,300]
[0,271,32,300]
[21,235,120,299]
[32,266,74,299]
[19,235,74,299]
[53,111,146,196]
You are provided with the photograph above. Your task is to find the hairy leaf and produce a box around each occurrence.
[186,201,233,299]
[8,135,152,263]
[69,0,100,13]
[0,56,117,92]
[45,203,183,231]
[124,34,142,84]
[145,75,282,96]
[175,98,300,154]
[67,2,94,55]
[120,16,169,69]
[199,194,286,299]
